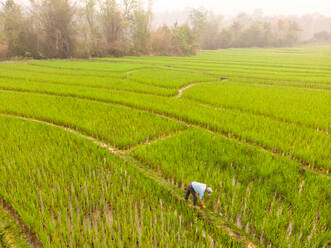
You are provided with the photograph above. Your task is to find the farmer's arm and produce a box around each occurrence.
[195,193,206,209]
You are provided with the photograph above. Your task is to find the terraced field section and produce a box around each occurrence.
[0,46,330,248]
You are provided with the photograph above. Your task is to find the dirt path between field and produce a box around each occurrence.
[126,68,153,81]
[123,129,188,151]
[176,78,228,99]
[1,113,258,248]
[175,83,197,98]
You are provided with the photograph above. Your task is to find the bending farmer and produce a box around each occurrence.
[185,181,212,209]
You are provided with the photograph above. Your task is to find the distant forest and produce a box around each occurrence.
[0,0,331,58]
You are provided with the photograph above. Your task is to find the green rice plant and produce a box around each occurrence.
[227,77,331,90]
[0,84,328,170]
[104,45,331,64]
[0,63,177,96]
[29,60,148,72]
[128,68,217,88]
[0,73,176,96]
[0,91,186,149]
[182,81,331,130]
[130,127,330,248]
[0,63,126,78]
[1,46,330,248]
[0,116,244,247]
[104,46,331,86]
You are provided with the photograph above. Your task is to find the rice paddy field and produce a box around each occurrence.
[0,46,330,248]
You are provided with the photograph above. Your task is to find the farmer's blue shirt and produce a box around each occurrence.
[192,182,206,199]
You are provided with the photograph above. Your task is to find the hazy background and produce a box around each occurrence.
[153,0,331,16]
[152,0,331,40]
[1,0,331,58]
[12,0,331,37]
[14,0,331,18]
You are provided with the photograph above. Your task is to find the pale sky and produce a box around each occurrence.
[152,0,331,16]
[14,0,331,16]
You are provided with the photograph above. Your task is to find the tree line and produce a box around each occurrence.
[190,9,305,50]
[0,1,329,59]
[0,0,198,58]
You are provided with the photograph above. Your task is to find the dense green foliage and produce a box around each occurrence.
[182,81,331,130]
[0,91,185,149]
[0,46,329,247]
[0,117,241,247]
[0,64,177,96]
[132,127,330,247]
[127,68,217,88]
[1,86,327,169]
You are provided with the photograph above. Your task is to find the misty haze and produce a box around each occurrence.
[1,0,331,57]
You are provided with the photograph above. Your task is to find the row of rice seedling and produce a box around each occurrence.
[127,68,217,88]
[165,61,331,84]
[0,91,186,149]
[189,60,331,74]
[2,47,329,248]
[130,127,330,248]
[0,87,330,170]
[186,53,331,73]
[21,51,331,91]
[195,47,331,67]
[0,63,125,78]
[182,81,331,130]
[95,55,331,73]
[0,116,244,247]
[166,58,331,77]
[206,69,331,84]
[1,85,329,170]
[0,63,178,96]
[228,77,331,90]
[0,70,177,96]
[104,47,331,85]
[99,46,331,71]
[29,60,148,72]
[164,51,331,88]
